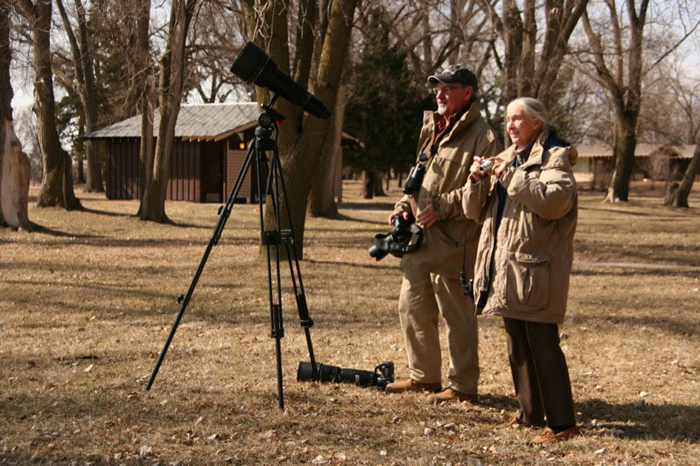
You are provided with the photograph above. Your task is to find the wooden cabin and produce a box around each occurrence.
[86,103,345,203]
[576,143,697,190]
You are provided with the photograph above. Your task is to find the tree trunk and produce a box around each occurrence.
[55,0,103,192]
[362,170,374,199]
[0,0,10,209]
[76,0,102,192]
[138,0,197,223]
[605,108,638,202]
[373,172,386,196]
[134,0,154,214]
[665,142,700,207]
[253,0,358,259]
[1,120,32,230]
[20,0,81,210]
[76,155,85,183]
[1,7,32,230]
[308,83,346,218]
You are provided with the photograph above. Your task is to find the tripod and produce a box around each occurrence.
[146,94,318,410]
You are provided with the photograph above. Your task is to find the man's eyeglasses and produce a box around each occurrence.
[432,85,464,95]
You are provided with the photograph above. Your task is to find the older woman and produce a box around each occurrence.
[462,97,579,444]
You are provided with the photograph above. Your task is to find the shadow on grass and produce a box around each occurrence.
[578,398,700,442]
[81,206,135,218]
[572,267,700,279]
[569,313,700,337]
[25,223,102,240]
[307,258,399,271]
[339,201,395,211]
[578,206,653,217]
[329,214,387,226]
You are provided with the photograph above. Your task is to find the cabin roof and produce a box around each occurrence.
[86,103,260,141]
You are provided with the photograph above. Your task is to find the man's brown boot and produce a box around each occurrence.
[384,379,441,394]
[498,412,545,429]
[425,388,477,405]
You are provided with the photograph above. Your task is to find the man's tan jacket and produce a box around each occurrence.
[463,129,578,323]
[395,102,502,277]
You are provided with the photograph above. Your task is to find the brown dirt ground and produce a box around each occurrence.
[1,180,699,465]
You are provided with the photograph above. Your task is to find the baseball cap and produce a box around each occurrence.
[428,65,478,94]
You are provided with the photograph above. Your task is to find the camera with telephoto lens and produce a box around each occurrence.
[479,159,493,175]
[297,361,394,389]
[368,213,423,261]
[403,153,429,194]
[230,42,330,119]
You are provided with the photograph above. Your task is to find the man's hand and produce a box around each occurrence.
[416,199,437,228]
[389,210,409,226]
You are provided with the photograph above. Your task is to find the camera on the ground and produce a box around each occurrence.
[297,361,394,389]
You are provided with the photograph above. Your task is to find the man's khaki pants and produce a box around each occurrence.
[398,268,479,395]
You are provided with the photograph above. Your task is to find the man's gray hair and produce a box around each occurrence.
[507,97,548,126]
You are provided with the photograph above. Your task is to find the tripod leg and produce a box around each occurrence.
[257,141,286,410]
[270,147,319,380]
[146,142,257,391]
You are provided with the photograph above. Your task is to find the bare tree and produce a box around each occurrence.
[54,0,103,192]
[581,0,648,202]
[665,142,700,207]
[658,60,700,207]
[186,0,248,103]
[389,0,493,77]
[138,0,200,222]
[581,0,699,202]
[639,56,700,146]
[130,0,155,211]
[1,0,31,229]
[241,0,359,258]
[308,82,345,218]
[17,0,80,209]
[481,0,589,122]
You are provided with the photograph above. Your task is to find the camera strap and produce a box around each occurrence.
[417,116,450,167]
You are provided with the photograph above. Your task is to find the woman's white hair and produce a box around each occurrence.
[507,97,548,126]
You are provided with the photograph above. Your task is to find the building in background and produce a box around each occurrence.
[86,103,351,203]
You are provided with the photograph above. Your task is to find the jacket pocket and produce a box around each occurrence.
[505,251,550,311]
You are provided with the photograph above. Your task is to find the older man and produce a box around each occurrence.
[384,65,501,405]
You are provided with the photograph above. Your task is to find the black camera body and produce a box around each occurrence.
[297,361,394,389]
[368,214,423,261]
[403,152,429,194]
[403,163,426,194]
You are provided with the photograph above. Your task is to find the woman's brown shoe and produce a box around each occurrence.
[531,426,580,444]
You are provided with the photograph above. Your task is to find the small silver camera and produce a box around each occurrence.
[479,159,493,175]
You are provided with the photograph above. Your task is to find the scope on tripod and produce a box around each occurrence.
[230,42,331,120]
[297,361,394,389]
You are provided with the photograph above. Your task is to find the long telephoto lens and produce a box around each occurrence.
[297,362,377,387]
[231,42,331,120]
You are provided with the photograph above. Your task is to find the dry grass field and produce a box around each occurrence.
[1,179,699,465]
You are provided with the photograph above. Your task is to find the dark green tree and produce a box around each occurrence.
[344,10,433,199]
